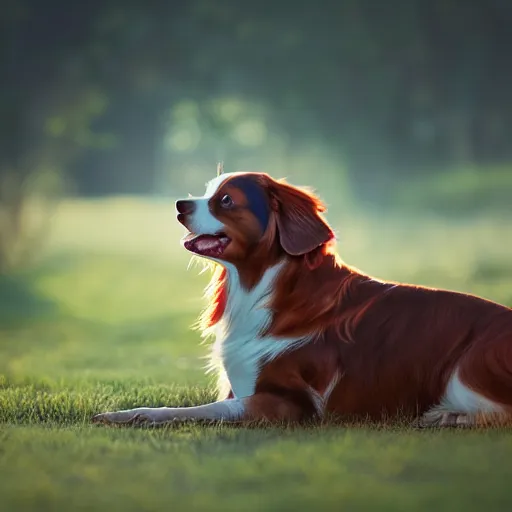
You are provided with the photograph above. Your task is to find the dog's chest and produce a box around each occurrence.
[215,265,302,398]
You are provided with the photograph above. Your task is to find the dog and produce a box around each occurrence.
[93,171,512,428]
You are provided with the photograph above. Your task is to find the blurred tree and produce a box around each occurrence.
[2,0,511,205]
[0,0,114,269]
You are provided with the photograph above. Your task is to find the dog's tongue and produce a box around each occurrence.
[184,234,231,255]
[195,235,222,252]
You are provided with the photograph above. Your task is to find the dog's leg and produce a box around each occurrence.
[416,409,475,428]
[92,399,244,426]
[416,408,512,428]
[93,389,317,426]
[416,354,512,429]
[242,391,317,423]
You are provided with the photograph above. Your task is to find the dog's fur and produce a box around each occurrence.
[94,172,512,428]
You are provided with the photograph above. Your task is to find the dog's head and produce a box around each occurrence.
[176,172,334,269]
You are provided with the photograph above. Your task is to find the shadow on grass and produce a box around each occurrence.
[0,249,175,329]
[0,252,85,328]
[472,260,512,281]
[0,273,58,328]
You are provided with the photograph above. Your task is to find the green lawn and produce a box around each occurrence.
[1,197,512,511]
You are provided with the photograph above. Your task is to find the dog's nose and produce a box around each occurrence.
[176,200,196,215]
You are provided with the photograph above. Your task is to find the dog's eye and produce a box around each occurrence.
[220,194,234,208]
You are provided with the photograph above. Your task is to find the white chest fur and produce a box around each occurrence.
[210,262,306,398]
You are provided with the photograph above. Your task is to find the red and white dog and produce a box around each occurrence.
[94,172,512,427]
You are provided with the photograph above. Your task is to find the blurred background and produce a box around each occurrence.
[1,0,512,386]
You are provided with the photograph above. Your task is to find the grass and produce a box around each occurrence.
[1,196,512,511]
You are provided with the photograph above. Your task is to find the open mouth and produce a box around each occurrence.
[182,232,231,257]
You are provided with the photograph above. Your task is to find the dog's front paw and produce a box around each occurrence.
[92,407,180,426]
[92,408,153,425]
[92,411,131,425]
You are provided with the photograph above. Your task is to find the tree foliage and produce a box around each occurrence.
[2,0,511,201]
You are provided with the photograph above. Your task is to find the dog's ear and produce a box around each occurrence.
[268,178,334,256]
